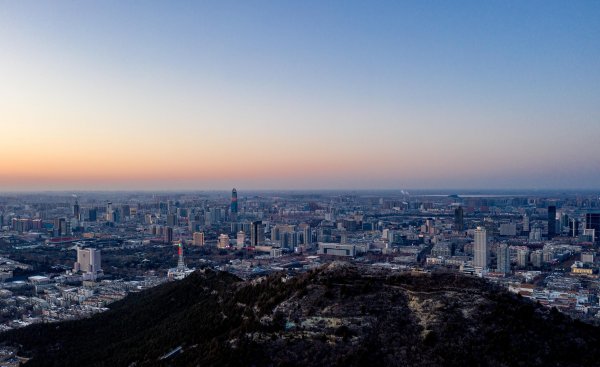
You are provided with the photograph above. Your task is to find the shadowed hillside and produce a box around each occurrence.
[3,263,600,366]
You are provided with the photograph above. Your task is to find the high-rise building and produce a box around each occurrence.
[73,247,102,280]
[570,218,579,237]
[585,212,600,242]
[302,224,312,246]
[164,226,174,244]
[522,214,530,233]
[73,200,80,219]
[559,213,569,234]
[167,213,178,227]
[517,248,529,268]
[496,243,510,274]
[251,221,265,246]
[218,234,230,249]
[231,188,238,215]
[236,231,245,249]
[121,204,131,218]
[530,250,543,268]
[88,208,97,222]
[106,202,113,221]
[454,206,464,231]
[548,205,556,239]
[473,227,488,269]
[192,232,205,246]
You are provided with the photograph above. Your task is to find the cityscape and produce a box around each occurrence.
[1,189,600,363]
[1,1,600,366]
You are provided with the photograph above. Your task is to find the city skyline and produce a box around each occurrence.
[1,1,599,191]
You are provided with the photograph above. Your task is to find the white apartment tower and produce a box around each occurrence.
[474,227,488,269]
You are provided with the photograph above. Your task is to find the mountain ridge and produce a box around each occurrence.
[3,263,600,366]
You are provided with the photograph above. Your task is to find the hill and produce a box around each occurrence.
[3,263,600,366]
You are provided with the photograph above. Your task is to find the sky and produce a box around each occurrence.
[0,0,599,191]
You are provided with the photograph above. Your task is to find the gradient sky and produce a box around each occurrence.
[1,1,599,191]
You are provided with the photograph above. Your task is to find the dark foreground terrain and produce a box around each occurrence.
[4,263,600,366]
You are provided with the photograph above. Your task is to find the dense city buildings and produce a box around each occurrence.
[1,189,600,336]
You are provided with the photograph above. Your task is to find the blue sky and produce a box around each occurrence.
[0,1,599,190]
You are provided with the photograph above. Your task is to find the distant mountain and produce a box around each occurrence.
[4,263,600,366]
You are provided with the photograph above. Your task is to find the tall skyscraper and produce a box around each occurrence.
[496,243,510,274]
[474,227,488,269]
[547,205,556,239]
[73,200,80,219]
[164,226,174,244]
[522,214,530,233]
[585,212,600,242]
[106,202,113,221]
[251,220,265,246]
[454,206,464,231]
[231,188,238,215]
[88,208,97,222]
[570,218,579,237]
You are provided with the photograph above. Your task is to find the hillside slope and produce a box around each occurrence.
[4,263,600,366]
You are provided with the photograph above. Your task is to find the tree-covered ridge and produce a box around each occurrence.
[3,263,600,366]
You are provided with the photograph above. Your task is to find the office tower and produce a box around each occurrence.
[454,206,464,231]
[167,213,178,227]
[88,208,97,222]
[164,226,174,244]
[218,234,230,249]
[474,227,488,269]
[496,243,510,274]
[547,206,556,239]
[236,231,245,248]
[251,221,265,246]
[73,200,80,219]
[560,213,569,233]
[517,248,529,268]
[73,247,102,277]
[193,232,205,246]
[585,212,600,242]
[231,188,238,214]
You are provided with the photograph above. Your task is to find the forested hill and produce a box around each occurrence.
[4,263,600,367]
